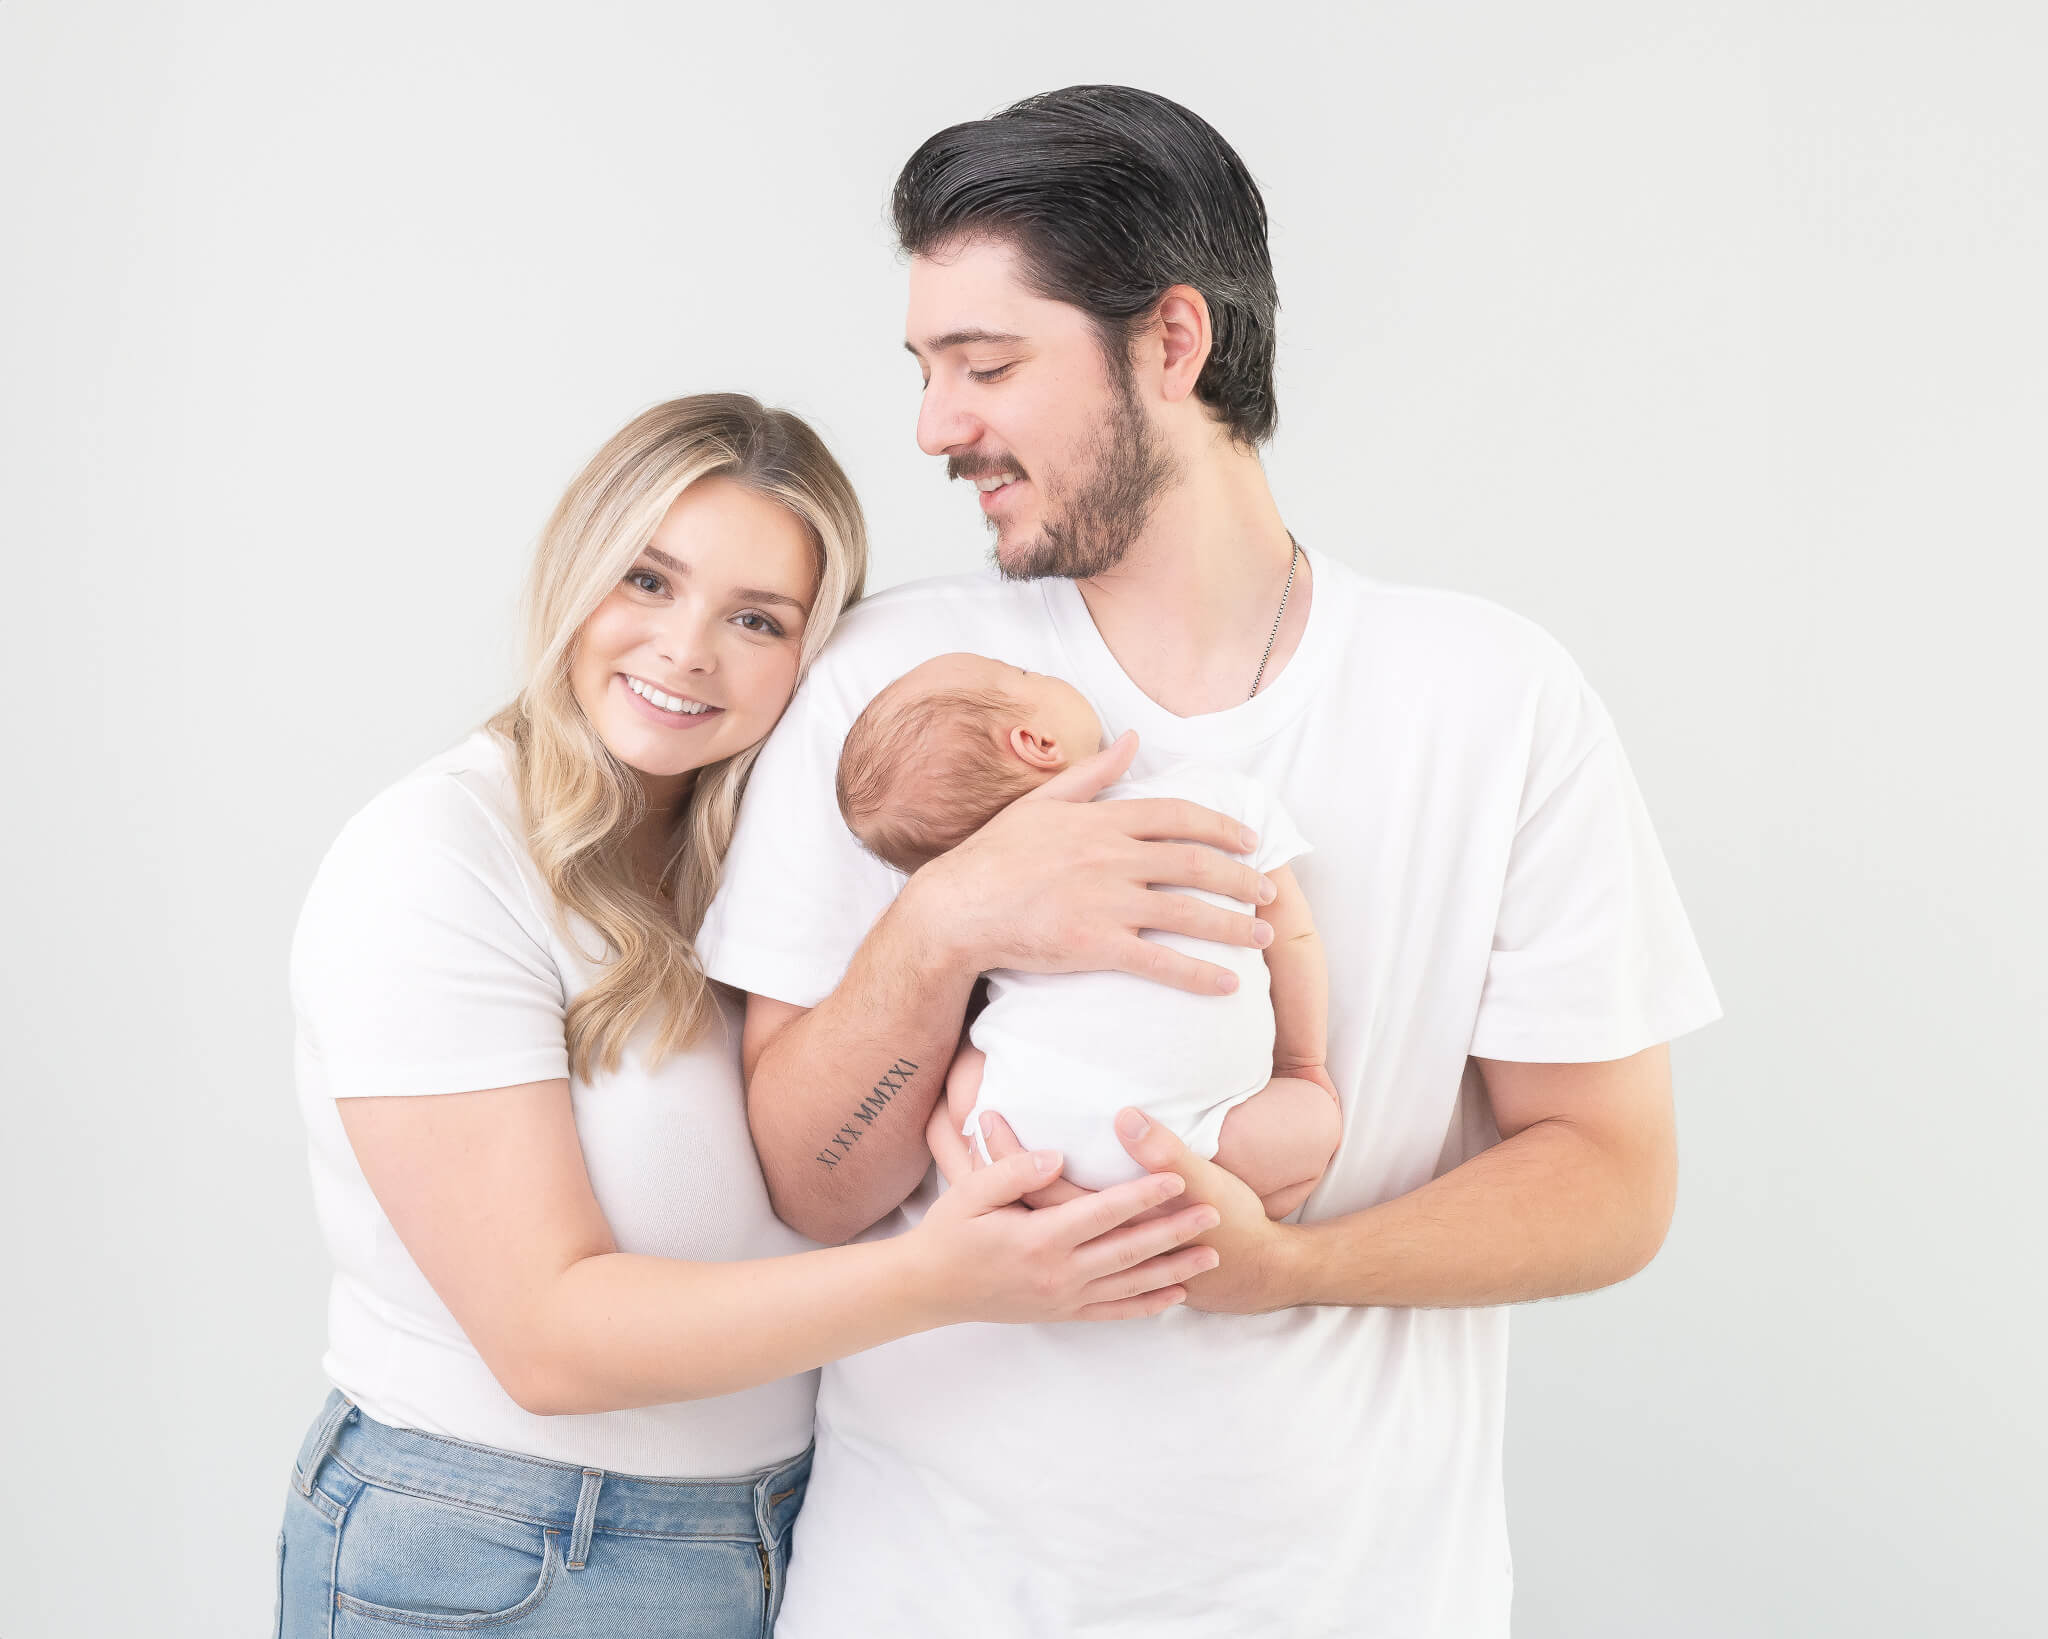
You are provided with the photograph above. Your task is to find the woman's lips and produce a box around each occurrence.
[618,673,725,730]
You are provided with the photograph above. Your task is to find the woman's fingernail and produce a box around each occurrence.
[1216,970,1238,994]
[1240,826,1259,851]
[1196,1210,1221,1231]
[1116,1108,1151,1142]
[1255,921,1274,947]
[1032,1150,1059,1175]
[1259,875,1277,904]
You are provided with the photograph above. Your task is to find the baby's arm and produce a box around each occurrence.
[1260,864,1333,1096]
[1211,864,1341,1218]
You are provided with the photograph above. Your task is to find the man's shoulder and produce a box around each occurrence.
[799,568,1050,714]
[1341,572,1590,707]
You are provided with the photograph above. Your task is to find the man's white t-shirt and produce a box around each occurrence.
[292,730,819,1476]
[697,547,1721,1637]
[967,762,1312,1190]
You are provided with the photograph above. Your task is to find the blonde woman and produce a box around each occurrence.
[274,395,1219,1637]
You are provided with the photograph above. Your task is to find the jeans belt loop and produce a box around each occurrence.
[567,1469,604,1571]
[294,1395,355,1499]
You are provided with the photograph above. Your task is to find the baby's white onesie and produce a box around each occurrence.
[963,760,1312,1189]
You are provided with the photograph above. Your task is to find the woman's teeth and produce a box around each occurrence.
[627,677,711,715]
[975,474,1019,492]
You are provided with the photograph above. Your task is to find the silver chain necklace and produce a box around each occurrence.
[1247,537,1302,700]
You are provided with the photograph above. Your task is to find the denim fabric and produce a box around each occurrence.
[276,1391,811,1637]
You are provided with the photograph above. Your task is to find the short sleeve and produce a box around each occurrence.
[696,667,905,1009]
[1467,680,1722,1063]
[291,776,571,1097]
[1242,783,1311,876]
[1139,764,1310,875]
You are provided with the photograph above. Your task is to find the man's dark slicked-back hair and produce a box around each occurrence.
[893,85,1280,447]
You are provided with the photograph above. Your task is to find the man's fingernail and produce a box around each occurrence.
[1116,1108,1151,1142]
[1240,826,1259,851]
[1032,1150,1059,1175]
[1259,875,1277,903]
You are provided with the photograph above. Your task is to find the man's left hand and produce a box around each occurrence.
[981,1107,1307,1314]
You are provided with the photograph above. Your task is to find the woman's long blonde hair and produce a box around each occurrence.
[488,394,866,1080]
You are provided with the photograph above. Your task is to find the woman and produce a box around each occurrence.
[276,394,1219,1635]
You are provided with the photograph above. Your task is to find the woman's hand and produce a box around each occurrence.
[908,1148,1221,1324]
[900,731,1278,996]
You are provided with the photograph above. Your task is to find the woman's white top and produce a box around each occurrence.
[291,731,818,1476]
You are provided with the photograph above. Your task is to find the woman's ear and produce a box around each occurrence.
[1008,724,1068,772]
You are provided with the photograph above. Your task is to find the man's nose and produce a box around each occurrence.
[916,377,981,458]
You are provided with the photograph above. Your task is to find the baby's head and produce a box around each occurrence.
[836,653,1105,873]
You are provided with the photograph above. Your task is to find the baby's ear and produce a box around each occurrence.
[1007,724,1067,772]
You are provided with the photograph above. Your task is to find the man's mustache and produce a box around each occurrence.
[946,453,1029,484]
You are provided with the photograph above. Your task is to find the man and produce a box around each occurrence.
[697,85,1719,1636]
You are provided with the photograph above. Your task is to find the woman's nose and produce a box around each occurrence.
[655,618,719,675]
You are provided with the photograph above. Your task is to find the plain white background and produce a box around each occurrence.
[3,2,2042,1633]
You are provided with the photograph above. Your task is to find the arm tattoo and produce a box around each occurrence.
[813,1058,920,1169]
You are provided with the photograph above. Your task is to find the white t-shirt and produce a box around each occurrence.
[966,762,1311,1189]
[291,730,819,1476]
[697,548,1721,1637]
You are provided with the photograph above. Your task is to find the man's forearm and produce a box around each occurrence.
[1272,1112,1676,1310]
[748,885,976,1244]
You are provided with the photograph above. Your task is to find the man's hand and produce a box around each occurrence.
[1108,1108,1306,1313]
[978,1105,1308,1309]
[902,731,1278,996]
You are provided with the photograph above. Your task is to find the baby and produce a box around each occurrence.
[836,653,1341,1219]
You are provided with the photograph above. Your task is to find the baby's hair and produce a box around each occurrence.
[837,675,1045,873]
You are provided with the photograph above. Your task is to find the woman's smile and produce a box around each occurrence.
[619,672,726,727]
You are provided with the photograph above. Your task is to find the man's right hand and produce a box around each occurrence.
[902,731,1277,994]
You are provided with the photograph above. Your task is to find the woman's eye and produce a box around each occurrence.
[626,569,666,595]
[733,611,783,636]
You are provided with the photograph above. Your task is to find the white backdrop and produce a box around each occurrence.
[3,3,2042,1634]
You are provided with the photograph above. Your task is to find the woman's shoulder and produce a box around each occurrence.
[332,732,523,863]
[305,731,544,937]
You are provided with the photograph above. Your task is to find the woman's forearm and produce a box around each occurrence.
[511,1236,947,1415]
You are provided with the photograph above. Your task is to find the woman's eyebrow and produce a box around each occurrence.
[639,546,809,613]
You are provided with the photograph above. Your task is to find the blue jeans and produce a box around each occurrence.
[276,1391,811,1637]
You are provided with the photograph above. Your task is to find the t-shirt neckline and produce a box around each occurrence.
[1038,542,1343,757]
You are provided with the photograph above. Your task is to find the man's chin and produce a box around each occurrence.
[990,528,1058,583]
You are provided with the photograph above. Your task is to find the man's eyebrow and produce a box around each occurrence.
[638,546,810,613]
[903,328,1027,359]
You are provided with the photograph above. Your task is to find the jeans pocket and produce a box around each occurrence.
[331,1484,559,1631]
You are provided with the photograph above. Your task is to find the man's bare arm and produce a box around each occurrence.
[743,892,974,1246]
[1046,1044,1679,1312]
[741,732,1277,1245]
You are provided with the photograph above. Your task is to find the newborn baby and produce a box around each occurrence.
[835,653,1340,1218]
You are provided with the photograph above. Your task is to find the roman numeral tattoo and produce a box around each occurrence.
[813,1059,919,1169]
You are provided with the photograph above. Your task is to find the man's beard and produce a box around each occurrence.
[993,378,1178,582]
